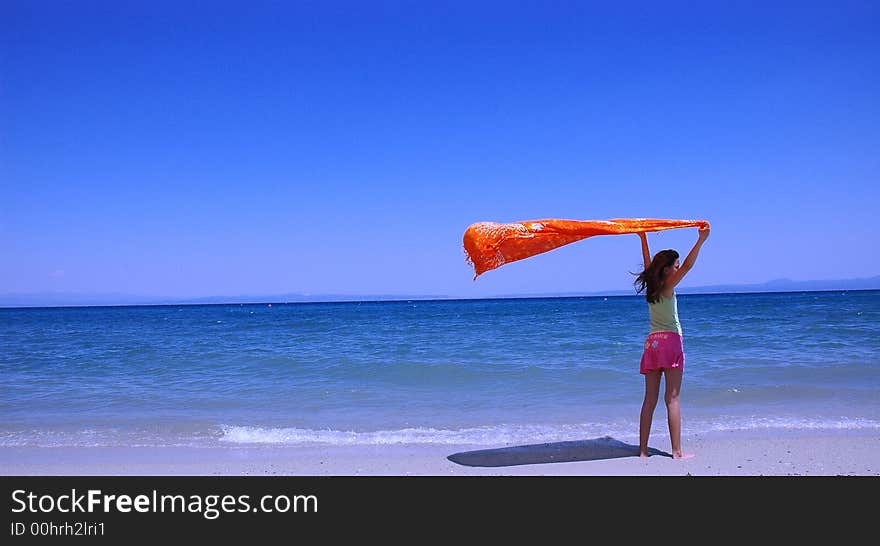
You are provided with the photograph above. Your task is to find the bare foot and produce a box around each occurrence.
[639,452,650,458]
[673,452,695,460]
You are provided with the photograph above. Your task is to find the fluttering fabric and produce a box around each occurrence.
[463,218,709,279]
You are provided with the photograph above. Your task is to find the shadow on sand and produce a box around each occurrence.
[447,436,671,467]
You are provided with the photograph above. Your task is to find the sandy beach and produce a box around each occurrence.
[2,430,876,476]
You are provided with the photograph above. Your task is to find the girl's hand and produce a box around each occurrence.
[698,225,710,241]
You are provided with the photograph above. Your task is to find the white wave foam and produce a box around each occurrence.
[218,417,880,446]
[218,423,618,446]
[0,427,217,448]
[705,416,880,432]
[3,417,878,448]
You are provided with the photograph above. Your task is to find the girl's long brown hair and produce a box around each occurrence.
[633,249,679,304]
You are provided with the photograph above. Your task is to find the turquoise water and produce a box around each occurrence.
[1,291,878,447]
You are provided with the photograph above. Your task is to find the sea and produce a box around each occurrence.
[1,290,878,448]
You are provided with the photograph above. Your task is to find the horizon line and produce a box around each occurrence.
[2,286,878,311]
[2,274,878,310]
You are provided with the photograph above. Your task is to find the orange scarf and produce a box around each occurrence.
[463,218,709,279]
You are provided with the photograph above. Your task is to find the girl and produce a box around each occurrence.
[633,225,710,459]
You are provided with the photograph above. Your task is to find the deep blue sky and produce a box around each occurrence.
[2,1,877,300]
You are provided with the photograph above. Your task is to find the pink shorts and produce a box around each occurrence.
[640,331,685,374]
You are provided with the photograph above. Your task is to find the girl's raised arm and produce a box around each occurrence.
[664,226,710,290]
[638,232,651,270]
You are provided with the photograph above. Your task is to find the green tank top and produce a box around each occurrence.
[649,292,682,334]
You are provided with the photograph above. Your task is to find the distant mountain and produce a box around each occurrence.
[1,276,878,308]
[499,275,880,299]
[675,276,880,295]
